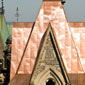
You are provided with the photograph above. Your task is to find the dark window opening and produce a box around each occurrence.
[46,79,55,85]
[0,59,3,70]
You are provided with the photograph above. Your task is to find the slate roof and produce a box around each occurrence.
[0,14,9,46]
[10,0,85,84]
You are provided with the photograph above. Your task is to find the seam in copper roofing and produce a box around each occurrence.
[13,22,34,28]
[69,22,85,27]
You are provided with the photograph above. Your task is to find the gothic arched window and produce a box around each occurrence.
[46,79,55,85]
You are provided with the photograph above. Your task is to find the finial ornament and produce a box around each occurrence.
[15,7,20,22]
[61,0,66,5]
[0,0,4,13]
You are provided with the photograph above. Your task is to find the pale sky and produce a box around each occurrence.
[2,0,85,22]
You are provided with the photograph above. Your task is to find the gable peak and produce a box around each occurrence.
[29,23,70,85]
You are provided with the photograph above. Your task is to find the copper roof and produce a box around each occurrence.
[10,22,34,80]
[10,74,31,85]
[13,22,33,28]
[10,0,85,83]
[69,22,85,27]
[69,22,85,73]
[68,73,85,85]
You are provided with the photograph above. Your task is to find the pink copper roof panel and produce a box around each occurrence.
[69,23,85,72]
[68,73,85,85]
[13,22,33,28]
[10,22,33,80]
[11,1,85,81]
[69,22,85,27]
